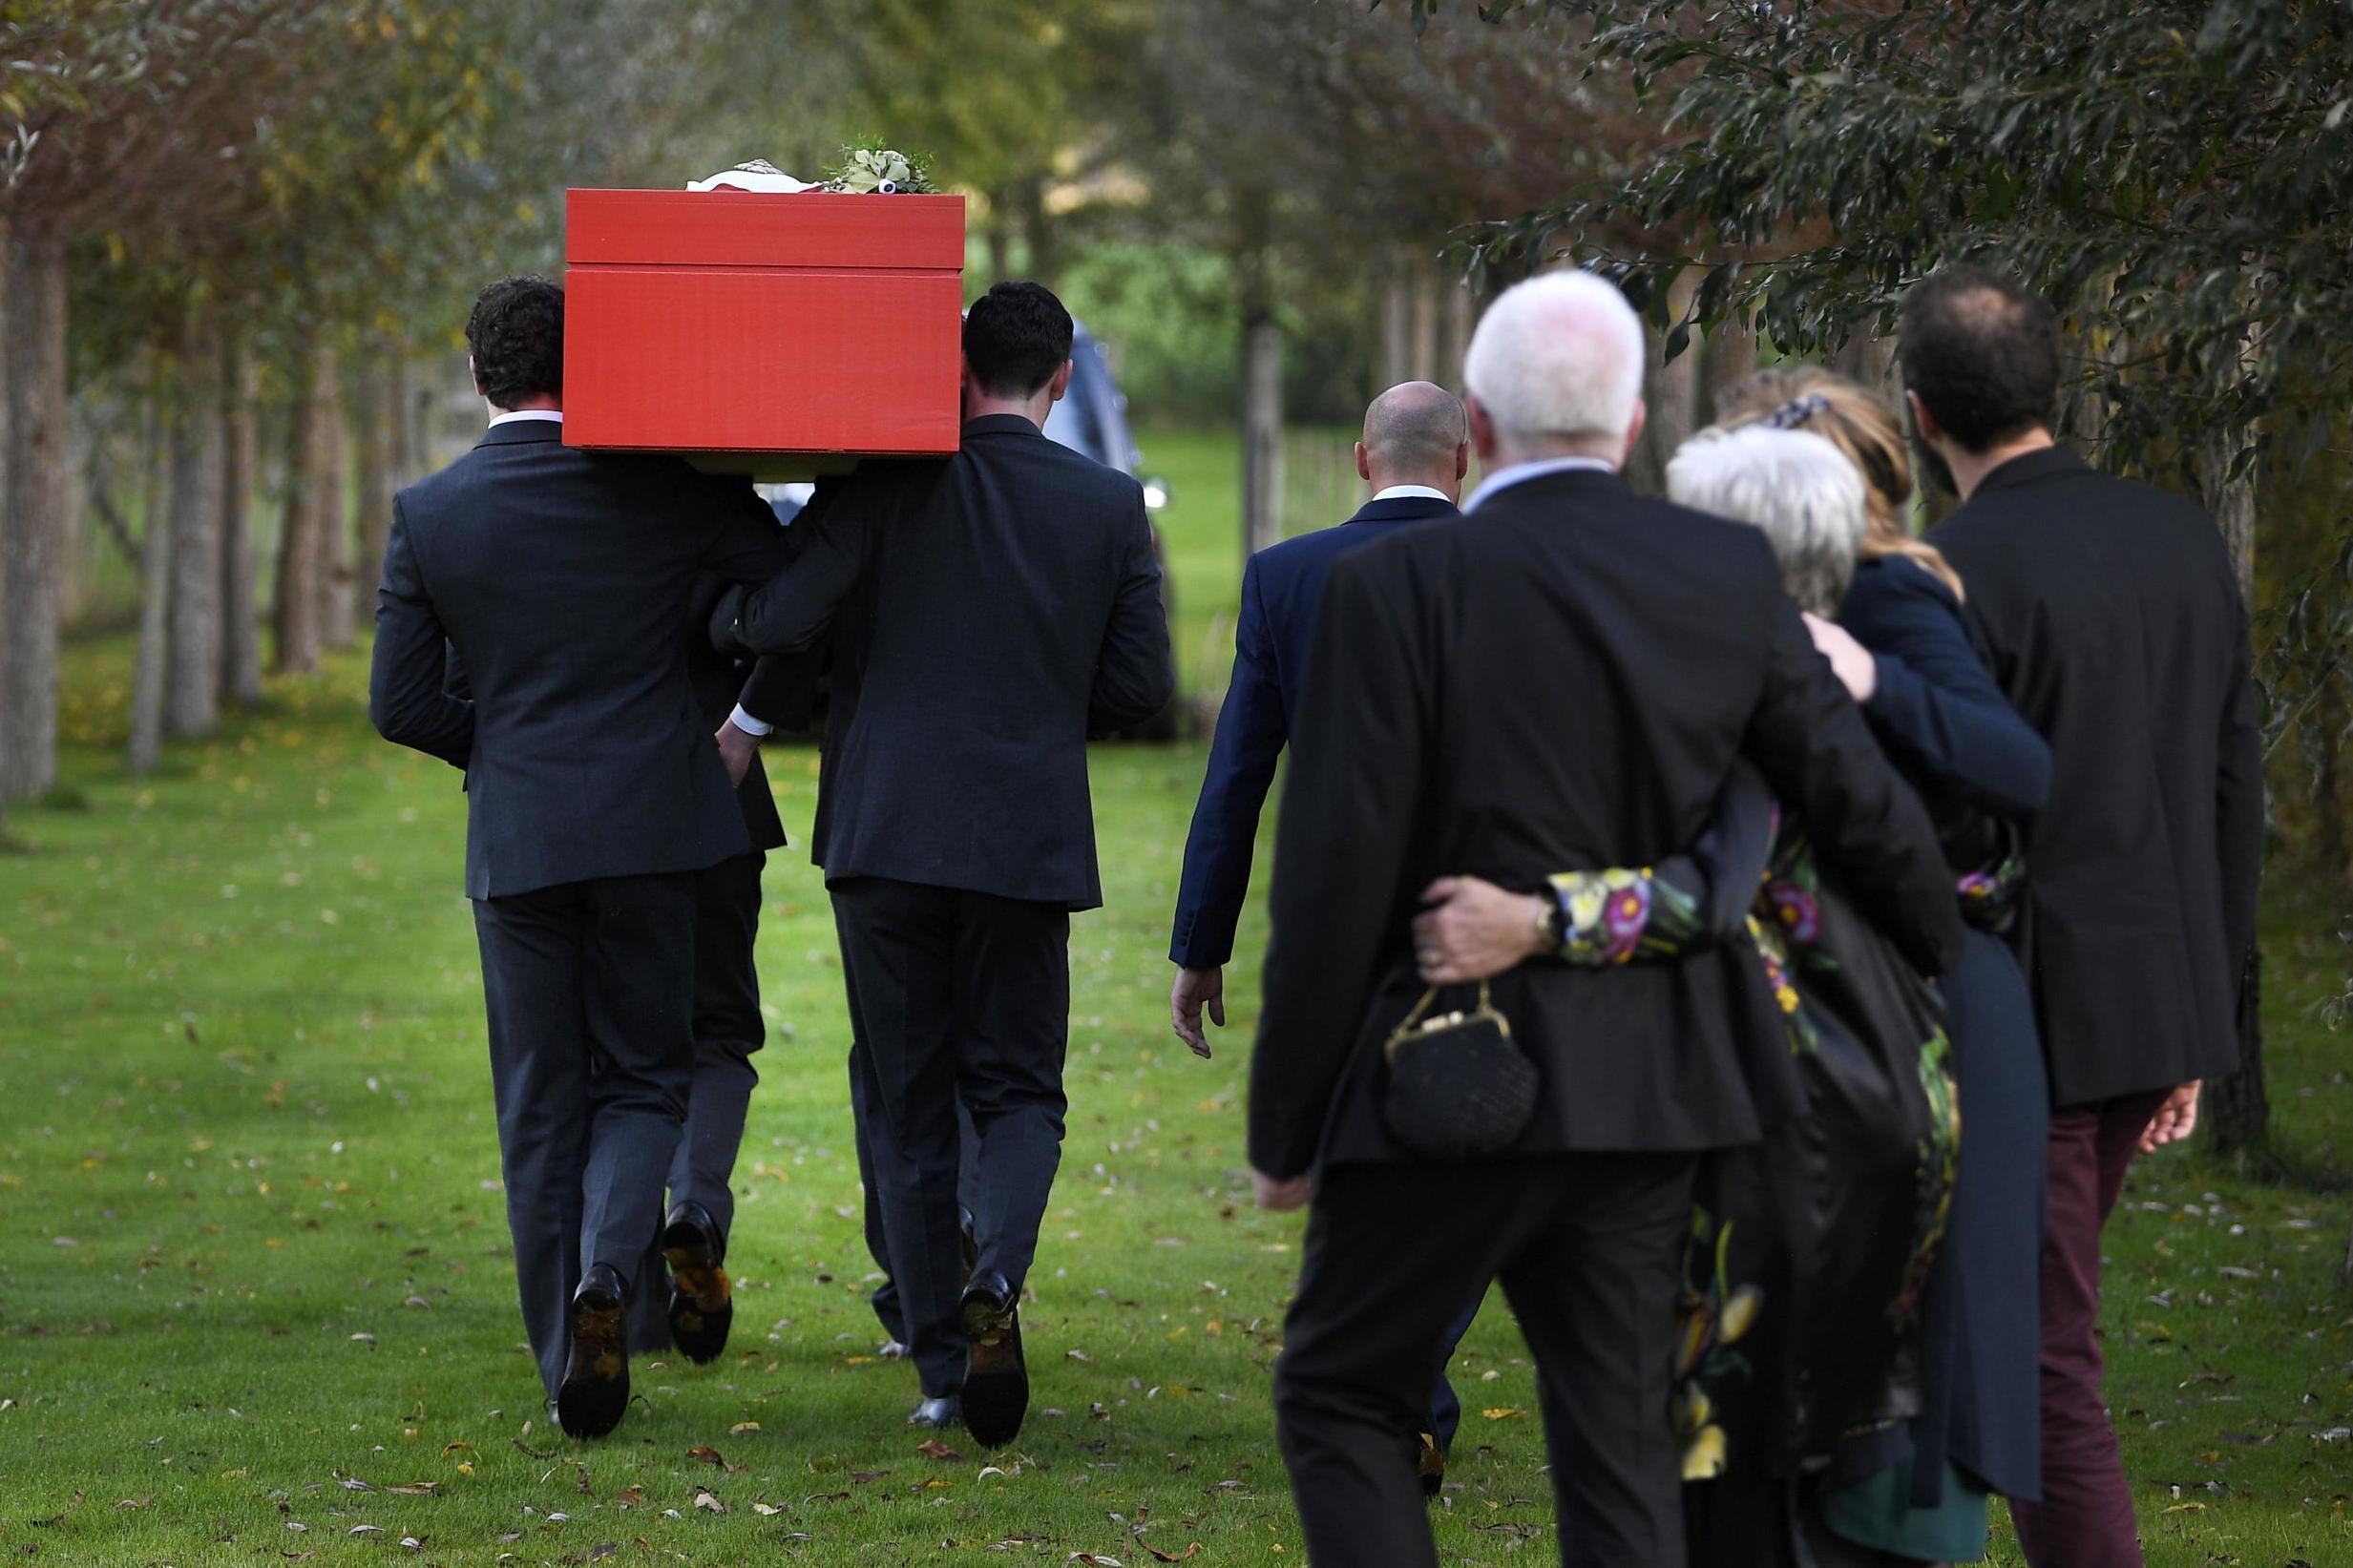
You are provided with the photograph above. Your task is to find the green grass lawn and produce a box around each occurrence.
[2,437,2349,1565]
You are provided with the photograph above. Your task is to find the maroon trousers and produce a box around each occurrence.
[2009,1090,2169,1568]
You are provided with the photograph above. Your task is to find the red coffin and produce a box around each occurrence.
[562,188,966,476]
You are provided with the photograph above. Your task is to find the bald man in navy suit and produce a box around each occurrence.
[1166,383,1472,1482]
[1167,382,1469,1053]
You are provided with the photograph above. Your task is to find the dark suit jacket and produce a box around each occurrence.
[688,572,809,854]
[1169,492,1458,969]
[1930,447,2263,1105]
[723,413,1174,910]
[369,419,792,899]
[1249,469,1966,1178]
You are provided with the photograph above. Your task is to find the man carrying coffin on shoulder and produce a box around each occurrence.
[716,281,1175,1446]
[369,276,795,1440]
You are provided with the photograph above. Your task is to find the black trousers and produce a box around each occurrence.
[857,1077,979,1347]
[626,850,767,1354]
[830,875,1070,1397]
[1274,1152,1699,1568]
[472,870,698,1399]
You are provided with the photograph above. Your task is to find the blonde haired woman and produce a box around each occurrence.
[1721,366,2053,1565]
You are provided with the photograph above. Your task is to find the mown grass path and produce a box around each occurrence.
[3,449,2348,1562]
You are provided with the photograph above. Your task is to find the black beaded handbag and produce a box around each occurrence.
[1380,981,1539,1160]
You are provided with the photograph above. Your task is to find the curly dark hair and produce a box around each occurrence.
[1897,264,2059,453]
[466,275,564,408]
[963,281,1073,398]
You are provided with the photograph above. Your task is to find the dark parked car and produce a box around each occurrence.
[763,321,1179,738]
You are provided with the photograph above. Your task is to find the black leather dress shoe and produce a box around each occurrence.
[958,1271,1027,1448]
[1418,1432,1446,1499]
[662,1201,732,1366]
[555,1264,631,1439]
[908,1394,962,1430]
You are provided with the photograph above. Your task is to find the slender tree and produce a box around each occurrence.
[218,333,263,707]
[312,345,353,648]
[164,318,225,738]
[2,230,68,801]
[272,348,323,676]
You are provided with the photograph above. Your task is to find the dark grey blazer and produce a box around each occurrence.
[1931,447,2263,1106]
[722,413,1174,910]
[369,419,792,898]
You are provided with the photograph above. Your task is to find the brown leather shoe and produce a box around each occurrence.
[662,1202,732,1366]
[555,1265,630,1439]
[1418,1432,1446,1499]
[958,1271,1027,1449]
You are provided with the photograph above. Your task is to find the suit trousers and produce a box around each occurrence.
[857,1072,979,1347]
[473,870,698,1399]
[830,876,1071,1396]
[1275,1152,1698,1568]
[627,850,767,1354]
[2010,1090,2170,1568]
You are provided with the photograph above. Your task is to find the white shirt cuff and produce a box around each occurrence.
[727,703,772,738]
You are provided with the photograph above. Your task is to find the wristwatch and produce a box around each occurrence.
[1535,891,1569,957]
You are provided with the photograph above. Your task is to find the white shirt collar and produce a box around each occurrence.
[1462,454,1616,514]
[488,408,564,428]
[1370,484,1454,504]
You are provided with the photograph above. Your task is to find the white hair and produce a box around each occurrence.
[1461,271,1646,446]
[1666,425,1869,616]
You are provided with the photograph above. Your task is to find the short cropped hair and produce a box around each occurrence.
[1898,264,2060,453]
[963,281,1075,398]
[1462,270,1645,445]
[466,276,563,409]
[1666,425,1869,616]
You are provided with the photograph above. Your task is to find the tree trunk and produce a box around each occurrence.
[1625,275,1703,498]
[273,347,324,676]
[219,337,263,708]
[1012,174,1057,290]
[127,430,178,775]
[2207,949,2270,1160]
[165,325,225,740]
[1380,250,1413,391]
[388,354,414,486]
[1700,321,1762,427]
[2315,669,2347,885]
[351,344,395,631]
[1438,277,1476,392]
[314,345,355,648]
[1407,262,1441,384]
[2200,419,2266,1154]
[2,231,69,802]
[1241,297,1285,557]
[1,217,12,836]
[984,202,1013,285]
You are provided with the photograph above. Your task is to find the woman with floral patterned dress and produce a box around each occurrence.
[1718,368,2053,1566]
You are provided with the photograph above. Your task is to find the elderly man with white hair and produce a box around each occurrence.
[1245,270,1966,1568]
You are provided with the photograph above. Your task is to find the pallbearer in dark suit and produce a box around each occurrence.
[721,282,1175,1445]
[620,575,819,1367]
[368,277,791,1439]
[1250,272,1965,1568]
[1902,267,2264,1568]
